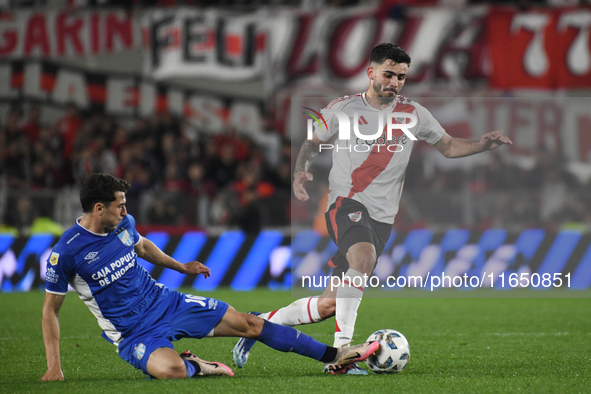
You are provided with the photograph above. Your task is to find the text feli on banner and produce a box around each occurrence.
[144,9,267,81]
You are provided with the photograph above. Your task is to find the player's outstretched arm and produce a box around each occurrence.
[434,130,513,158]
[134,236,210,278]
[293,132,322,202]
[40,293,65,381]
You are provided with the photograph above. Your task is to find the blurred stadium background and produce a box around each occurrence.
[1,0,591,292]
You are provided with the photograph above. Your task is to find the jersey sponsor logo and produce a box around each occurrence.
[45,267,59,283]
[117,229,133,246]
[348,211,362,222]
[355,130,409,148]
[133,343,146,360]
[49,252,60,266]
[92,251,136,287]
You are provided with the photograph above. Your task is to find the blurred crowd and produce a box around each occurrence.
[0,104,292,234]
[2,103,591,236]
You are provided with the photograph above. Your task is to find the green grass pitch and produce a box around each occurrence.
[1,289,590,393]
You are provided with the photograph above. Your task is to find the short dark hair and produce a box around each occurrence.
[370,43,411,66]
[80,173,130,213]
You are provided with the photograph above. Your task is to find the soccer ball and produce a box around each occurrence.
[365,329,410,373]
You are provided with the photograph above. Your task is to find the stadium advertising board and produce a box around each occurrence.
[290,229,591,297]
[0,230,589,295]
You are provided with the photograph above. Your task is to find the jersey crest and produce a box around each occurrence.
[118,229,133,246]
[348,211,362,222]
[133,343,146,360]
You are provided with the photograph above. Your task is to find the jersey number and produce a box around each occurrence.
[184,294,207,307]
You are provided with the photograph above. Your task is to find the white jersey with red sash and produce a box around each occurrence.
[315,93,448,224]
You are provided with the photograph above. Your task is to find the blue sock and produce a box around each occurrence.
[256,320,328,361]
[183,359,197,377]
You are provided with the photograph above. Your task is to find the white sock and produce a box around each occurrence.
[259,296,323,326]
[334,269,365,347]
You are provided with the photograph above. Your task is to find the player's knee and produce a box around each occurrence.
[164,364,186,379]
[347,243,377,273]
[317,297,335,319]
[243,313,264,339]
[152,357,186,379]
[349,254,376,274]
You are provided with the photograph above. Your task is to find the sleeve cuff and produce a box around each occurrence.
[45,289,67,296]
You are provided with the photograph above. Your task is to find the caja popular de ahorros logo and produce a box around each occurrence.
[303,107,418,152]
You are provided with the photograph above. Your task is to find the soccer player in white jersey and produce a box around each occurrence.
[233,43,513,374]
[40,173,379,381]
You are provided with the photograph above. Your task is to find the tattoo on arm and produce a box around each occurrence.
[294,140,319,173]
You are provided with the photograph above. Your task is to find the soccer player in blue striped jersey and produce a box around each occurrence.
[40,173,378,381]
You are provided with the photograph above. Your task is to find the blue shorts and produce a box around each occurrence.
[116,289,229,375]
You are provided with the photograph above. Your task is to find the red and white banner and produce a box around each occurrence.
[143,9,268,81]
[1,6,591,89]
[0,59,263,135]
[0,10,141,58]
[487,7,591,89]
